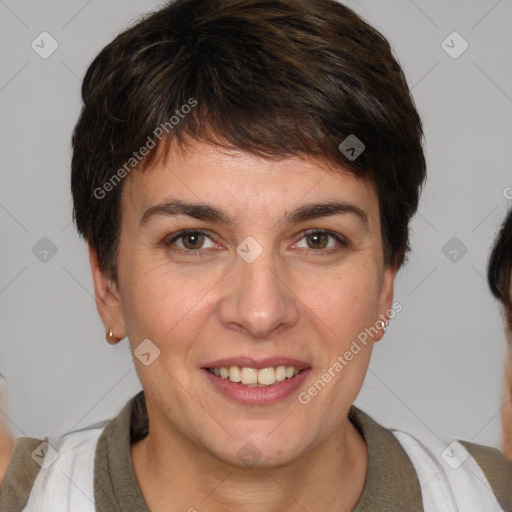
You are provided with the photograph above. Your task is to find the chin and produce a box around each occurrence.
[210,431,309,470]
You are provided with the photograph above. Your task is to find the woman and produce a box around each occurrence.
[488,207,512,461]
[1,0,511,510]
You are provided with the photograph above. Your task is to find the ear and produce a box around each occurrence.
[374,264,398,342]
[88,244,126,344]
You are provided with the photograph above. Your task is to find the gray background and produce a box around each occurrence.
[0,0,511,449]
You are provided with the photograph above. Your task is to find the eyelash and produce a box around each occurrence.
[164,229,349,256]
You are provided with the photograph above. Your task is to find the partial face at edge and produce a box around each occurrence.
[93,139,396,468]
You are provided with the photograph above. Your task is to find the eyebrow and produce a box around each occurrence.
[140,199,368,227]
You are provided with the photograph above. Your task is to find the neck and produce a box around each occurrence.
[131,414,367,512]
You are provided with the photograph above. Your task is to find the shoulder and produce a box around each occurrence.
[459,439,512,511]
[0,423,107,512]
[392,428,512,512]
[0,436,44,512]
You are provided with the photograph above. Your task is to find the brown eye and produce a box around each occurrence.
[306,232,329,250]
[295,229,348,253]
[165,230,216,253]
[181,232,205,250]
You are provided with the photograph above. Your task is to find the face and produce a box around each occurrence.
[91,140,396,468]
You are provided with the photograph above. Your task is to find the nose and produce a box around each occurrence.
[218,246,300,339]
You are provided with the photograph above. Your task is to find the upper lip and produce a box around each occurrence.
[201,356,311,370]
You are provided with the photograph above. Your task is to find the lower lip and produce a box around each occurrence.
[201,368,311,405]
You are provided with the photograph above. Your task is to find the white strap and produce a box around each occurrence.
[23,423,106,512]
[392,429,504,511]
[21,421,505,511]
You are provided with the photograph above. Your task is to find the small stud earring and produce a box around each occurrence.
[106,328,117,344]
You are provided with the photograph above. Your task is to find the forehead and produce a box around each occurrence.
[122,140,379,224]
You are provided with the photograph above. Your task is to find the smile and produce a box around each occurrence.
[206,365,301,387]
[201,365,311,405]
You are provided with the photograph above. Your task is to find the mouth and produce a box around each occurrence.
[204,365,303,387]
[200,358,311,405]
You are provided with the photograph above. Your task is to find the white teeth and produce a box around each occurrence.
[240,367,258,385]
[208,365,303,386]
[257,367,276,386]
[229,366,241,382]
[275,365,287,382]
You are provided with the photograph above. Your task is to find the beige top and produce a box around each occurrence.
[1,391,511,511]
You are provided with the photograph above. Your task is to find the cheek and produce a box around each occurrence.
[300,264,382,336]
[120,264,216,343]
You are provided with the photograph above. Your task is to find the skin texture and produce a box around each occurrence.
[0,427,13,487]
[90,140,396,512]
[503,326,512,461]
[0,381,14,488]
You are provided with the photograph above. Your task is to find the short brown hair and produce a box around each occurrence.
[71,0,426,281]
[488,208,512,329]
